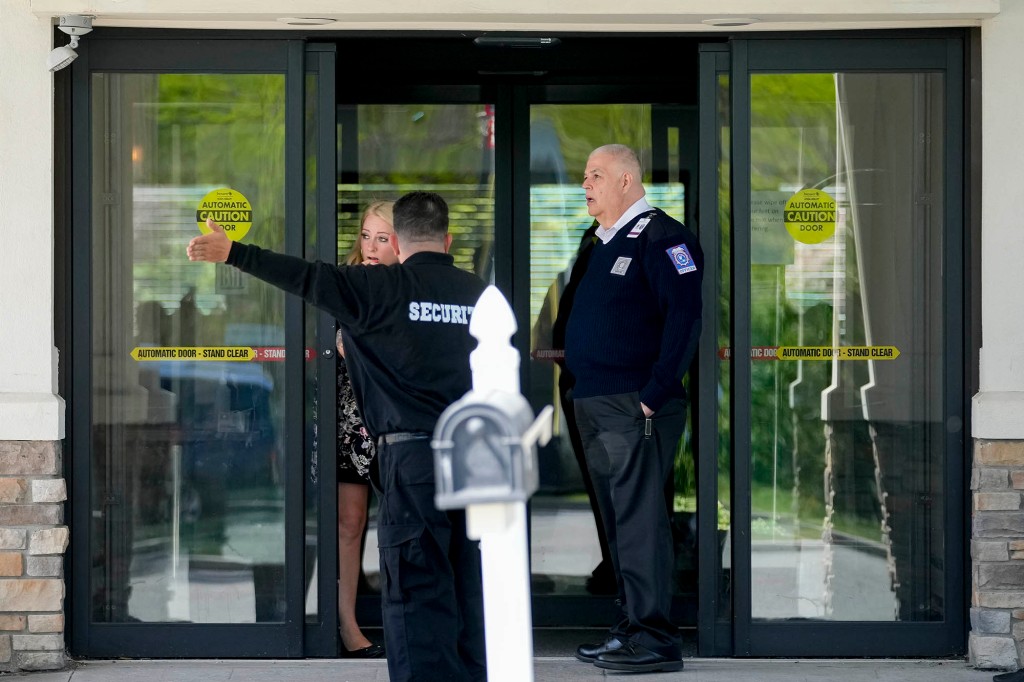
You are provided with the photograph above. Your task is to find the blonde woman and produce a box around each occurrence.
[335,201,396,658]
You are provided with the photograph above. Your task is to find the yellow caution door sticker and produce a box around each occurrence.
[717,346,900,361]
[776,346,901,361]
[130,347,316,362]
[783,188,836,244]
[131,347,256,361]
[196,188,253,241]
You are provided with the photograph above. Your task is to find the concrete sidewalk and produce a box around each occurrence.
[3,658,998,681]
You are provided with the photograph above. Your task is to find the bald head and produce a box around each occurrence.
[582,144,646,227]
[591,144,642,179]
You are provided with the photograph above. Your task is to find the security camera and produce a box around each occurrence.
[57,14,94,37]
[47,14,93,72]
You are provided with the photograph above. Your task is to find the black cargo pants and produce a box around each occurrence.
[373,438,486,682]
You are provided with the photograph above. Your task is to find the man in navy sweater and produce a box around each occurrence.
[566,144,703,673]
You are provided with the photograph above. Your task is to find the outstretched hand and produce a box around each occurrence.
[187,218,233,263]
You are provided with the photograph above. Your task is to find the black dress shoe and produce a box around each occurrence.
[994,670,1024,682]
[594,640,684,672]
[575,636,624,663]
[342,642,386,659]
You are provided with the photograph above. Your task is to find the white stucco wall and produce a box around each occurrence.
[974,0,1024,438]
[0,0,63,440]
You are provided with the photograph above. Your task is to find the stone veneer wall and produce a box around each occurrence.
[0,441,67,672]
[971,440,1024,670]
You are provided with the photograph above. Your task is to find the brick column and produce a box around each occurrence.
[971,439,1024,671]
[0,441,66,672]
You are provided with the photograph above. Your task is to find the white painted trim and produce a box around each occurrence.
[973,392,1024,440]
[0,394,66,441]
[32,19,992,32]
[28,0,998,31]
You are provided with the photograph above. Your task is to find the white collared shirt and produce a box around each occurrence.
[595,197,653,244]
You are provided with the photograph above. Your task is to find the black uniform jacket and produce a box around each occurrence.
[227,243,487,438]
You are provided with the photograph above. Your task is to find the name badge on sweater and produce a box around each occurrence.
[610,256,632,276]
[626,217,652,238]
[666,243,697,274]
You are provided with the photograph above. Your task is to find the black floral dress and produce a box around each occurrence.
[337,358,376,485]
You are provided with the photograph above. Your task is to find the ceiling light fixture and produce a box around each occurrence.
[47,14,93,72]
[276,17,337,26]
[702,17,761,27]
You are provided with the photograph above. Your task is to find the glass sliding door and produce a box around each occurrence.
[335,102,497,628]
[71,38,309,657]
[524,103,698,614]
[65,32,969,661]
[89,70,287,624]
[330,95,707,633]
[696,43,734,656]
[727,37,966,655]
[303,44,339,657]
[747,71,947,623]
[336,103,495,281]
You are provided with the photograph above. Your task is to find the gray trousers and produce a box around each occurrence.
[575,391,686,657]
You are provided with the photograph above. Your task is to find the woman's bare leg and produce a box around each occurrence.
[338,482,372,651]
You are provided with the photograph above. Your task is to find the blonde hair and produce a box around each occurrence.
[344,200,395,266]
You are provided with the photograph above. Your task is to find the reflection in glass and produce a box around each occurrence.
[337,104,495,281]
[90,73,287,623]
[716,73,733,622]
[745,73,945,621]
[304,71,320,622]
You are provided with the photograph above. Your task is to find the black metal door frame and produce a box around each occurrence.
[60,28,970,660]
[67,34,313,658]
[331,36,708,632]
[724,34,968,657]
[517,83,703,630]
[306,43,340,658]
[696,42,731,657]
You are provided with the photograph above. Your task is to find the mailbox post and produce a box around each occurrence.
[433,286,552,682]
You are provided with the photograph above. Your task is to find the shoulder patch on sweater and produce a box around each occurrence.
[626,214,654,238]
[666,243,697,274]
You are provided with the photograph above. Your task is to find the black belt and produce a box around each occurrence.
[377,431,431,447]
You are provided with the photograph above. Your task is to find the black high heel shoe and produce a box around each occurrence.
[341,642,386,659]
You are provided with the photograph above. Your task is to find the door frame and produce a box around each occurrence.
[66,35,313,657]
[696,42,732,657]
[331,38,710,631]
[306,42,341,658]
[515,87,704,630]
[722,34,968,656]
[58,28,973,660]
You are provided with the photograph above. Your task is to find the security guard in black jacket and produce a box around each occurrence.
[187,191,487,682]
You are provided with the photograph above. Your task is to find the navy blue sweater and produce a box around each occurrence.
[564,208,703,411]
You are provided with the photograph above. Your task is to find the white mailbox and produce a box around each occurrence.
[432,389,539,510]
